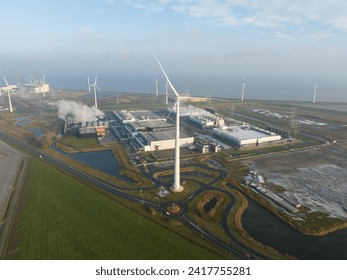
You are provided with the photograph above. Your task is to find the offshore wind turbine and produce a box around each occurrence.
[241,76,245,102]
[3,76,14,112]
[312,81,318,103]
[88,76,100,108]
[154,53,183,192]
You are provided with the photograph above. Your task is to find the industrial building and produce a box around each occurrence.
[65,120,109,139]
[189,115,225,128]
[114,110,136,124]
[213,125,281,146]
[128,119,172,133]
[22,82,49,94]
[170,105,225,128]
[114,110,164,124]
[170,105,213,117]
[134,129,194,152]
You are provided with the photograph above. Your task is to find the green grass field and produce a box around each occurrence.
[3,159,219,260]
[58,136,101,150]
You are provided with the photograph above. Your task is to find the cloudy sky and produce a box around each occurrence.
[1,0,347,101]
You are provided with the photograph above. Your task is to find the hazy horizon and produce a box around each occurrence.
[1,1,347,102]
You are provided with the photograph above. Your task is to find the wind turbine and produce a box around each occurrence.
[165,82,169,105]
[2,76,14,112]
[154,53,183,192]
[241,76,245,102]
[312,81,318,103]
[41,74,46,98]
[88,76,100,108]
[155,79,158,97]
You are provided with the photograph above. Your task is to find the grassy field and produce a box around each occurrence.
[3,159,219,260]
[57,136,101,151]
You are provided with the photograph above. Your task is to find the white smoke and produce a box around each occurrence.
[56,99,104,124]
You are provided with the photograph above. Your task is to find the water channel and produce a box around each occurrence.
[242,199,347,259]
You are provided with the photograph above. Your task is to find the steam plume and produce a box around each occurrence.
[56,99,104,124]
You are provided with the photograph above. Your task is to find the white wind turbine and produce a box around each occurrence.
[154,54,184,192]
[241,76,245,102]
[154,54,228,192]
[2,76,15,113]
[88,75,100,108]
[155,79,159,97]
[41,74,46,98]
[165,82,169,105]
[312,80,318,103]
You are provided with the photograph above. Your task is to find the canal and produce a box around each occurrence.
[242,199,347,259]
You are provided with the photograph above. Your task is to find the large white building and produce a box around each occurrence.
[135,129,194,152]
[22,83,49,94]
[170,105,225,128]
[189,115,225,128]
[213,125,281,146]
[114,110,164,124]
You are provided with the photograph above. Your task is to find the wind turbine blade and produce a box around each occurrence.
[42,74,45,83]
[96,84,101,92]
[95,75,97,85]
[87,77,90,92]
[153,53,180,97]
[3,76,9,86]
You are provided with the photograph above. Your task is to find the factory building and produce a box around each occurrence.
[134,129,194,152]
[170,105,225,128]
[170,105,212,117]
[114,110,164,124]
[114,110,136,124]
[129,119,172,132]
[213,125,281,147]
[189,115,225,128]
[79,127,97,138]
[67,120,108,139]
[22,83,49,94]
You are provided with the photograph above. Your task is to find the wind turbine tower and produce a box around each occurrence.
[2,76,15,113]
[241,76,245,102]
[312,81,318,103]
[88,76,100,108]
[154,54,183,192]
[41,74,46,98]
[165,82,168,105]
[155,79,158,97]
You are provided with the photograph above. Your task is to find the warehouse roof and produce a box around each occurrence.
[220,126,272,140]
[142,129,192,142]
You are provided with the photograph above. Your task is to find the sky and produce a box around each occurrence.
[1,0,347,101]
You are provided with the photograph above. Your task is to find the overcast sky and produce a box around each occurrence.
[1,0,347,101]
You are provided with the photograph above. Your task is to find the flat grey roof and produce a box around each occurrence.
[223,127,270,140]
[131,110,161,120]
[79,127,96,134]
[143,129,192,142]
[132,119,172,130]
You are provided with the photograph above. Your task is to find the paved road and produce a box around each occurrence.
[0,130,272,259]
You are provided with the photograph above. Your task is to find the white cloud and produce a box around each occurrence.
[121,0,347,33]
[273,31,292,40]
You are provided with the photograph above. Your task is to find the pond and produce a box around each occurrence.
[242,198,347,259]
